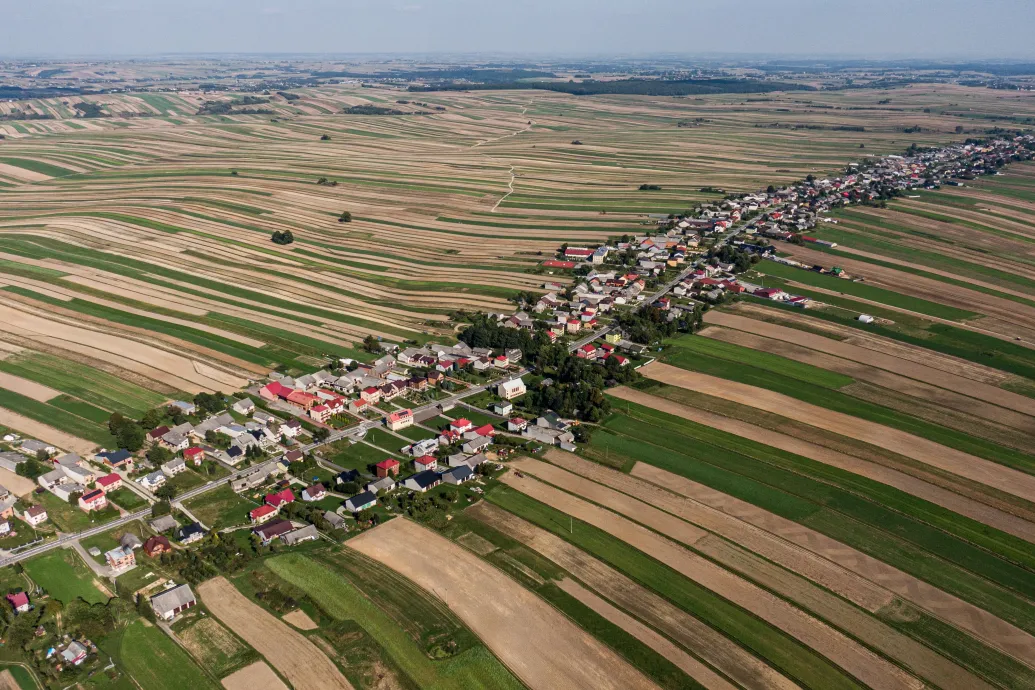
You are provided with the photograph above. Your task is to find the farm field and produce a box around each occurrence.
[112,619,219,690]
[22,549,108,605]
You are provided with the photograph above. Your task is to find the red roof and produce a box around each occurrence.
[415,455,436,466]
[363,387,379,395]
[387,409,412,423]
[564,248,594,257]
[579,343,596,353]
[509,417,528,427]
[6,592,28,609]
[450,418,472,429]
[184,447,204,457]
[265,488,295,507]
[286,390,319,406]
[376,458,400,470]
[473,424,496,437]
[96,473,121,488]
[250,504,277,520]
[263,381,293,399]
[754,287,781,297]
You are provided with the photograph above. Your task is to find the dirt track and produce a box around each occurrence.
[532,452,992,690]
[348,518,658,690]
[498,470,923,690]
[702,310,1035,421]
[198,577,353,690]
[468,501,795,690]
[640,362,1035,503]
[630,461,1035,666]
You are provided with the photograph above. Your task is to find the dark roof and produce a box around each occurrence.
[98,449,133,463]
[406,470,440,489]
[443,465,473,481]
[178,522,205,540]
[227,446,244,458]
[254,519,293,539]
[335,469,359,484]
[144,535,171,553]
[346,491,376,509]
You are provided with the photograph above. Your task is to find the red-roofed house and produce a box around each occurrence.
[78,489,108,512]
[449,418,473,434]
[183,447,205,466]
[6,592,30,614]
[414,455,437,472]
[250,504,278,525]
[472,424,496,438]
[348,399,370,414]
[508,417,529,432]
[438,429,461,445]
[302,484,326,502]
[285,390,319,411]
[265,488,295,508]
[387,409,414,431]
[376,459,400,478]
[143,535,171,558]
[309,404,332,423]
[259,381,293,402]
[576,343,597,359]
[96,473,122,491]
[360,387,381,404]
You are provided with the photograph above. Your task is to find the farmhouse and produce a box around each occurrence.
[121,533,143,551]
[61,641,89,666]
[143,535,171,557]
[254,519,293,544]
[441,466,473,485]
[95,473,123,492]
[324,511,347,530]
[23,505,47,526]
[232,398,255,415]
[345,491,377,512]
[366,477,396,494]
[403,470,441,493]
[177,522,206,545]
[105,546,136,572]
[151,584,197,621]
[302,484,326,502]
[19,440,55,457]
[161,458,187,476]
[462,436,492,455]
[95,449,134,472]
[6,592,30,614]
[449,418,474,434]
[265,488,295,508]
[376,459,400,478]
[139,471,166,490]
[282,524,319,546]
[414,455,437,472]
[183,447,205,466]
[250,504,278,524]
[78,489,108,512]
[149,515,178,533]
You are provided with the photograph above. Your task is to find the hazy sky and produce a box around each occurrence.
[2,0,1034,59]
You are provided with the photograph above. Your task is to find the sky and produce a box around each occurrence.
[2,0,1034,59]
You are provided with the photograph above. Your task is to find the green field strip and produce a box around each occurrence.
[487,487,864,690]
[106,619,220,690]
[596,400,1035,634]
[47,394,114,423]
[659,339,1035,477]
[0,157,76,177]
[0,386,114,446]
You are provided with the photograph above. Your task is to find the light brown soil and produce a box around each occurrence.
[556,578,739,690]
[0,163,49,182]
[198,577,353,690]
[347,518,658,690]
[0,407,98,454]
[0,372,58,402]
[640,362,1035,503]
[531,453,891,612]
[0,467,42,497]
[498,470,923,690]
[630,461,1035,666]
[221,661,289,690]
[703,310,1035,420]
[468,501,795,690]
[282,609,318,630]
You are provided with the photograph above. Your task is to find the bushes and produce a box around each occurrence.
[271,230,294,245]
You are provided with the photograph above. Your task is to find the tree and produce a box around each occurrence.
[108,412,145,451]
[338,211,352,223]
[147,444,173,465]
[35,448,50,462]
[67,491,83,506]
[151,499,172,517]
[136,594,156,622]
[141,407,166,430]
[17,457,46,480]
[362,334,381,353]
[312,427,330,443]
[320,134,331,141]
[155,484,177,501]
[271,230,294,245]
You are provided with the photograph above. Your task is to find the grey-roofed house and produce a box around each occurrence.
[345,491,377,512]
[120,533,144,550]
[252,410,276,426]
[323,511,347,530]
[0,452,23,473]
[282,524,319,546]
[177,522,205,544]
[232,398,255,415]
[365,476,395,494]
[160,431,189,451]
[139,471,166,490]
[161,457,187,476]
[441,465,473,485]
[149,515,178,533]
[402,470,441,493]
[18,440,55,457]
[461,436,492,455]
[150,583,196,621]
[192,412,235,438]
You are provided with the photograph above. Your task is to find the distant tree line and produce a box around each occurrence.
[410,78,814,97]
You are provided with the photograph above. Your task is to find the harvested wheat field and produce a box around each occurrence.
[467,501,796,690]
[530,452,993,690]
[640,362,1035,502]
[498,470,924,690]
[221,661,289,690]
[608,386,1035,541]
[0,372,59,402]
[197,577,353,690]
[702,310,1035,420]
[282,609,318,630]
[348,517,658,690]
[0,468,40,497]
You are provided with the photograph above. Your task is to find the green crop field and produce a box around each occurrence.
[114,620,219,690]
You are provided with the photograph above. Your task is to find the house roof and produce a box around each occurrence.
[305,483,325,495]
[26,505,45,517]
[387,409,412,423]
[450,418,471,429]
[250,504,277,520]
[151,583,196,614]
[184,447,204,457]
[265,488,295,506]
[376,458,399,469]
[472,424,495,437]
[144,535,171,553]
[283,524,319,545]
[443,465,473,482]
[96,473,121,487]
[346,491,376,508]
[6,592,28,608]
[178,522,205,540]
[406,470,440,489]
[415,455,436,466]
[255,519,294,540]
[149,515,178,532]
[81,489,105,503]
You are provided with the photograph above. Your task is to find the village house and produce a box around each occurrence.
[366,476,395,494]
[161,457,187,476]
[403,470,441,493]
[507,417,529,432]
[143,535,172,558]
[0,496,16,521]
[376,458,400,478]
[250,504,278,524]
[105,546,136,572]
[449,418,474,434]
[491,401,513,416]
[283,524,319,546]
[183,447,205,466]
[23,505,47,527]
[151,584,197,621]
[497,378,526,400]
[61,641,89,666]
[302,484,326,502]
[462,436,492,455]
[6,592,30,614]
[149,515,178,533]
[324,511,347,530]
[345,491,377,512]
[265,488,295,509]
[414,455,437,472]
[18,440,55,458]
[387,409,414,431]
[232,398,255,415]
[441,465,473,485]
[178,523,205,545]
[78,489,108,512]
[139,471,167,490]
[121,533,143,551]
[95,449,134,472]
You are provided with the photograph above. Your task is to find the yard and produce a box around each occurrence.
[23,549,108,604]
[166,469,209,495]
[182,484,257,530]
[35,491,121,533]
[326,439,402,473]
[79,524,146,565]
[105,488,148,511]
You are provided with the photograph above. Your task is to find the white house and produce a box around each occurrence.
[497,378,526,400]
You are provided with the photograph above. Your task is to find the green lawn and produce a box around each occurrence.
[182,484,257,530]
[36,492,121,533]
[395,425,437,443]
[166,469,208,495]
[24,549,107,604]
[116,619,219,690]
[105,488,148,511]
[266,554,525,690]
[326,438,401,473]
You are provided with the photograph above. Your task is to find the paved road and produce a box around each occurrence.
[0,261,695,568]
